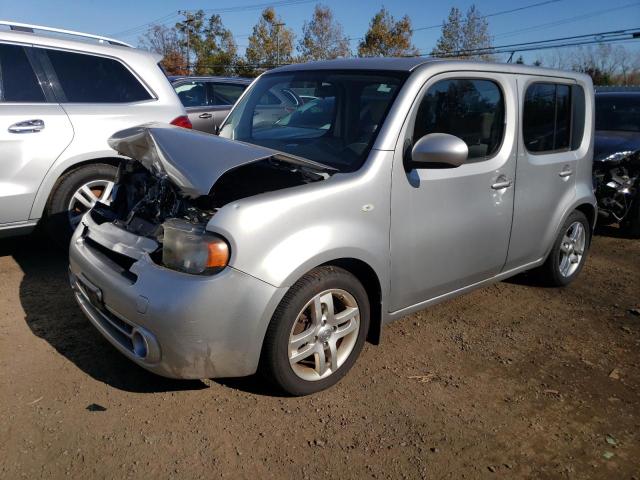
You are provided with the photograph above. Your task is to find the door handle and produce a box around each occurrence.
[8,119,45,133]
[559,167,573,177]
[491,178,513,190]
[198,113,213,119]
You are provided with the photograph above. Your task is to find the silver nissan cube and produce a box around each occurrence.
[69,58,596,395]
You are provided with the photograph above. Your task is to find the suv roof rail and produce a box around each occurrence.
[0,20,133,48]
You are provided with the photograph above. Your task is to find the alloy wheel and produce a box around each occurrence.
[67,179,114,229]
[559,221,586,278]
[288,289,360,381]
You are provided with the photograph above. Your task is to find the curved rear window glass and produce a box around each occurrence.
[596,94,640,132]
[413,79,505,161]
[46,49,152,103]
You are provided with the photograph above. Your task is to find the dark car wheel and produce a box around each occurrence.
[538,210,591,287]
[44,163,118,248]
[260,266,370,396]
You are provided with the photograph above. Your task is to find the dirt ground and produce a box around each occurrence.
[0,229,638,479]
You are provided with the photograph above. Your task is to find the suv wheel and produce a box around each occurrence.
[539,210,590,286]
[261,266,370,396]
[45,163,118,248]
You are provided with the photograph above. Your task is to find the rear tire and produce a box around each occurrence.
[260,266,370,396]
[44,163,118,249]
[538,210,590,287]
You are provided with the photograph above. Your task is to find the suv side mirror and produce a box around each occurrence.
[411,133,468,169]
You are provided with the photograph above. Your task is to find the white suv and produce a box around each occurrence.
[0,21,188,244]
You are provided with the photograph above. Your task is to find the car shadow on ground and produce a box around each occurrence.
[1,233,208,394]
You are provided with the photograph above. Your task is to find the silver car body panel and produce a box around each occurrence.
[69,59,596,379]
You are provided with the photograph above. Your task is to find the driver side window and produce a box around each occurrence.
[413,78,505,161]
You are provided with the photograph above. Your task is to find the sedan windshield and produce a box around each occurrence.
[595,94,640,132]
[219,71,407,171]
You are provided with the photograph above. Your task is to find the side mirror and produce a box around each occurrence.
[410,133,468,169]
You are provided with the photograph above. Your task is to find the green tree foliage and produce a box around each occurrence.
[175,10,237,76]
[432,5,493,60]
[246,7,295,68]
[298,4,350,61]
[357,7,418,57]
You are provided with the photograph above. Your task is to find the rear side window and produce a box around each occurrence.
[0,44,45,102]
[174,81,208,107]
[212,83,246,105]
[523,82,572,152]
[413,78,505,161]
[45,49,152,103]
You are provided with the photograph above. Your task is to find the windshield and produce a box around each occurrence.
[219,71,407,171]
[596,94,640,132]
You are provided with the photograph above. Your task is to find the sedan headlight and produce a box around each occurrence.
[162,218,229,275]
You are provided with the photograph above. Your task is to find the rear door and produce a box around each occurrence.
[504,77,579,269]
[0,43,73,225]
[209,82,247,128]
[173,79,215,133]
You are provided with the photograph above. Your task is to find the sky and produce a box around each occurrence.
[1,0,639,63]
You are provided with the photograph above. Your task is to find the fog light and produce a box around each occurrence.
[132,330,148,359]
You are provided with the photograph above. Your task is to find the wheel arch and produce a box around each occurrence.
[36,156,123,219]
[319,257,383,345]
[575,202,597,241]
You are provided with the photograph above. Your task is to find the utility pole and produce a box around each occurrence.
[274,22,284,66]
[179,10,192,74]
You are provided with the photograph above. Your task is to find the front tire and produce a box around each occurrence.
[44,163,118,248]
[539,210,591,287]
[260,266,370,396]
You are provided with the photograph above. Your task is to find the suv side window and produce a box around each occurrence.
[523,82,572,153]
[175,81,208,107]
[413,78,505,161]
[0,44,46,102]
[45,49,152,103]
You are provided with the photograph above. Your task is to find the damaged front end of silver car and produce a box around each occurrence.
[76,123,334,276]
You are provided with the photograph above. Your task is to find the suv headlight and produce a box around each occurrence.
[162,218,229,275]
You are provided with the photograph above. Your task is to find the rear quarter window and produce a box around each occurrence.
[45,49,152,103]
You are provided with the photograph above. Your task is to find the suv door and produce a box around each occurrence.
[389,73,518,311]
[174,80,215,133]
[504,78,579,269]
[0,43,73,225]
[209,82,247,128]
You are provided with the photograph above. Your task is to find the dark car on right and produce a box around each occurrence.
[593,89,640,236]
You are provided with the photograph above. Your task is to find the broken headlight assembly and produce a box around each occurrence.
[161,218,229,275]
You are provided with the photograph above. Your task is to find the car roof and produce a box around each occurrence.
[169,75,253,84]
[0,24,161,63]
[268,57,588,80]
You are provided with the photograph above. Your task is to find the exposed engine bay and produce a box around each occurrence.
[91,157,327,244]
[593,151,639,226]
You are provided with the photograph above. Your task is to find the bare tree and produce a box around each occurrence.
[298,4,350,61]
[357,7,417,57]
[139,24,186,75]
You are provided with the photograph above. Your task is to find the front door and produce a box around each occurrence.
[389,72,518,312]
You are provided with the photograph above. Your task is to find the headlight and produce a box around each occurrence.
[162,218,229,275]
[599,151,634,163]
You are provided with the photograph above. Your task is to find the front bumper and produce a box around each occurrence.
[69,220,285,379]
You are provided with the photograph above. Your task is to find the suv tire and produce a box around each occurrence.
[260,266,370,396]
[45,163,118,248]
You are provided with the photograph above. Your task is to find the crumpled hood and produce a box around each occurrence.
[108,123,334,198]
[594,130,640,162]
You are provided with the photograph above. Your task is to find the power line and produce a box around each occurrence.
[346,0,564,43]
